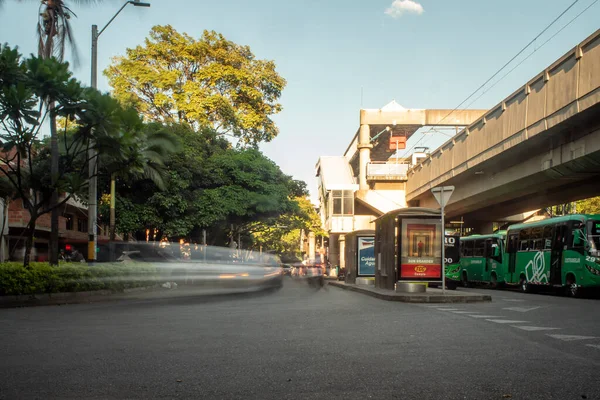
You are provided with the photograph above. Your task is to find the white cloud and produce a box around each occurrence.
[384,0,424,18]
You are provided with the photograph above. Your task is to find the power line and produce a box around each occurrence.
[461,0,598,113]
[399,0,582,159]
[413,0,597,154]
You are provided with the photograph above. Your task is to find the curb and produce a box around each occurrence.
[0,285,160,308]
[0,281,283,309]
[328,281,492,303]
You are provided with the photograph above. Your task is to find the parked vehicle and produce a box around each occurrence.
[504,214,600,297]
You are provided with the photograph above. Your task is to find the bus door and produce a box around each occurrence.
[550,224,566,285]
[507,233,518,282]
[484,239,493,280]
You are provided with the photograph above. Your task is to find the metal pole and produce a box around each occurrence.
[202,229,206,263]
[441,187,446,295]
[88,24,98,263]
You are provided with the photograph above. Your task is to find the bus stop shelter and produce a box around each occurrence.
[374,208,442,290]
[344,230,375,284]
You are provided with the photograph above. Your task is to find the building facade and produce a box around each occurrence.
[315,101,487,270]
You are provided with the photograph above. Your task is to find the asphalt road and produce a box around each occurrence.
[1,279,599,400]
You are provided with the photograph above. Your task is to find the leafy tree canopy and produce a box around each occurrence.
[577,196,600,215]
[0,43,149,265]
[105,25,286,147]
[107,123,296,243]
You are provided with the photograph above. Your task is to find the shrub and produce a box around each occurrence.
[0,262,160,296]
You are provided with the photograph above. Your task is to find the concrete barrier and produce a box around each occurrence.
[356,278,375,286]
[396,282,426,293]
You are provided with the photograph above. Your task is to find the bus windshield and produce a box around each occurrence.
[588,220,600,256]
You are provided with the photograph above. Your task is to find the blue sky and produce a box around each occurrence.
[1,0,598,201]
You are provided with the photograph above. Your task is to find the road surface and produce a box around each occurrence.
[1,279,599,399]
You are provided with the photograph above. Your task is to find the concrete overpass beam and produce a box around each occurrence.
[358,124,372,190]
[471,221,495,235]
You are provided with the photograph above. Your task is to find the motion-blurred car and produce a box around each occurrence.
[281,264,292,276]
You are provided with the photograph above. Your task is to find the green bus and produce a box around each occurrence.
[456,232,506,288]
[504,214,600,297]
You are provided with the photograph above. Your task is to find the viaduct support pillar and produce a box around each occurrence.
[358,124,372,191]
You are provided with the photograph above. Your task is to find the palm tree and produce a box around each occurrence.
[4,0,100,264]
[99,119,179,243]
[38,1,99,265]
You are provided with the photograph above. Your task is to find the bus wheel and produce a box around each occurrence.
[519,276,530,293]
[565,275,580,298]
[461,272,469,288]
[489,274,498,289]
[447,281,458,290]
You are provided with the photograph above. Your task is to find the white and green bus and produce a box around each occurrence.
[458,233,506,288]
[504,214,600,296]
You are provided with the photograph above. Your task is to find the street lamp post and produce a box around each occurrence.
[88,0,150,262]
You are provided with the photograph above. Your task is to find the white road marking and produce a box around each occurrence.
[503,306,542,313]
[585,344,600,350]
[451,311,480,314]
[512,326,560,332]
[486,319,529,324]
[435,308,460,311]
[547,334,598,342]
[469,315,503,318]
[499,299,525,302]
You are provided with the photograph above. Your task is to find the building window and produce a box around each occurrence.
[332,190,353,215]
[65,214,74,231]
[77,219,88,233]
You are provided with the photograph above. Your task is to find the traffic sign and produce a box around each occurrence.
[431,186,455,208]
[431,185,455,295]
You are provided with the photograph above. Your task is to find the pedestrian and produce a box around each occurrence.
[70,250,85,263]
[418,240,424,257]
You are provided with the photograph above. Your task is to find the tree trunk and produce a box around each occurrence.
[24,213,37,268]
[110,173,116,241]
[109,173,116,261]
[49,102,59,265]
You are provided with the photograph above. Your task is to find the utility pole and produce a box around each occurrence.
[88,23,98,263]
[88,1,151,263]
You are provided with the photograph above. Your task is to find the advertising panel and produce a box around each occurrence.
[399,218,442,280]
[444,234,460,265]
[357,236,375,276]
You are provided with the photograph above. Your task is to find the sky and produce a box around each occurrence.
[0,0,598,203]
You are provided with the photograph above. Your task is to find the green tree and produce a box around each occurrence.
[105,25,286,146]
[577,196,600,214]
[0,44,130,266]
[251,196,326,257]
[2,0,102,264]
[98,120,180,242]
[108,123,300,245]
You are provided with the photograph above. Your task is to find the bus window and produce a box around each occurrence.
[530,227,543,250]
[570,221,585,253]
[587,220,600,257]
[474,239,485,257]
[519,229,530,251]
[463,240,474,257]
[519,241,529,251]
[543,225,554,250]
[492,239,502,261]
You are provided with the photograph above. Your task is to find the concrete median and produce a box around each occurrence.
[328,281,491,303]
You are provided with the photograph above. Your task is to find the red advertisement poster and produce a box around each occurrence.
[400,264,442,278]
[399,218,443,281]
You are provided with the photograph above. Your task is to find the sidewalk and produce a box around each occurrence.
[328,281,491,303]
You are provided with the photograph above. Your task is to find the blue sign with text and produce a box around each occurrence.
[357,236,375,276]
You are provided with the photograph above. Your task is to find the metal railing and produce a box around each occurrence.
[366,162,409,179]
